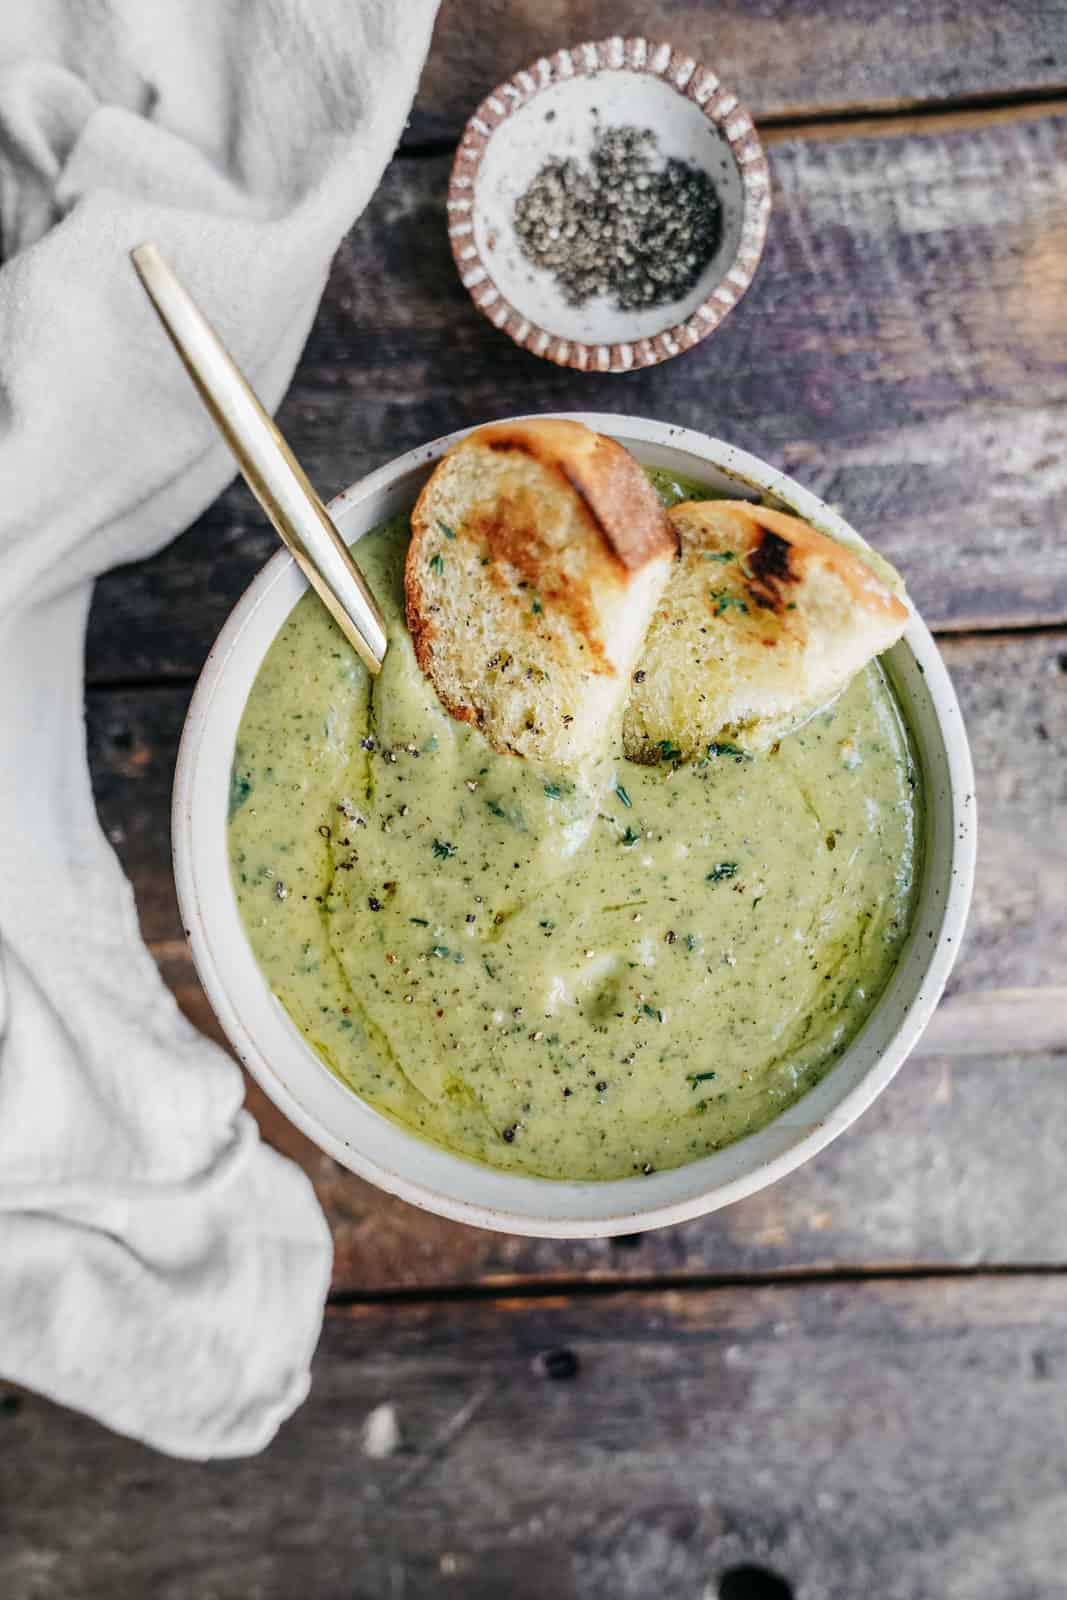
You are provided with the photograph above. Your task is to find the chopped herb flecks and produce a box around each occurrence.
[621,826,641,847]
[228,770,252,819]
[711,589,748,617]
[706,741,750,762]
[543,783,563,800]
[532,598,543,614]
[704,550,735,563]
[615,783,633,808]
[486,798,527,831]
[431,838,457,859]
[410,916,429,926]
[707,861,738,882]
[428,553,445,575]
[657,740,680,762]
[689,1071,717,1088]
[431,945,464,963]
[642,1003,665,1023]
[437,519,457,541]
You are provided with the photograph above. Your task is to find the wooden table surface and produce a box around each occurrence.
[6,6,1067,1597]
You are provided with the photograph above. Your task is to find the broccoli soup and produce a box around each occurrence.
[228,502,919,1182]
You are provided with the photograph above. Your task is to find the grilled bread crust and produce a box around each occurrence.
[406,419,677,764]
[623,499,909,761]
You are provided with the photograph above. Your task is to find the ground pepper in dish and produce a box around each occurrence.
[513,126,722,310]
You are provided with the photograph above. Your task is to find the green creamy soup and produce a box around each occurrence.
[229,490,920,1181]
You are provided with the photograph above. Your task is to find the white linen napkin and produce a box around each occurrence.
[0,0,438,1458]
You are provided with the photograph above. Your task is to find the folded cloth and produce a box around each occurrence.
[0,0,438,1458]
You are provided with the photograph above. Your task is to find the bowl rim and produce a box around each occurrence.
[448,35,771,373]
[173,413,976,1238]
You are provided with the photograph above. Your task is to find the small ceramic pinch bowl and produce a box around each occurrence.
[449,38,771,372]
[174,415,976,1240]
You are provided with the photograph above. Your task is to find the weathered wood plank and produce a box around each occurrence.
[410,1,1067,141]
[87,631,1067,1288]
[3,1277,1067,1599]
[86,110,1067,683]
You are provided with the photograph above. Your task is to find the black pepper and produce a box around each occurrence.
[513,126,721,312]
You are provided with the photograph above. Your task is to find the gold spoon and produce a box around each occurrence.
[130,242,387,675]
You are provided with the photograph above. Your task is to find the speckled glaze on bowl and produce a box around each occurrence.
[448,38,771,372]
[173,415,975,1239]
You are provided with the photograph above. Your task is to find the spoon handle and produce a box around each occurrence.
[131,242,387,675]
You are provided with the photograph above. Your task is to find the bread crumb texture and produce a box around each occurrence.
[406,418,675,765]
[623,499,909,761]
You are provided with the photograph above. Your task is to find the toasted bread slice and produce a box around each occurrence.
[623,499,909,761]
[405,418,677,765]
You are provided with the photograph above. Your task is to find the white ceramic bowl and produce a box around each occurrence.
[449,38,770,372]
[174,416,975,1239]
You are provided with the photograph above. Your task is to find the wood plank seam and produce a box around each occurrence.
[395,90,1067,163]
[759,94,1067,147]
[323,1259,1067,1310]
[754,85,1067,133]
